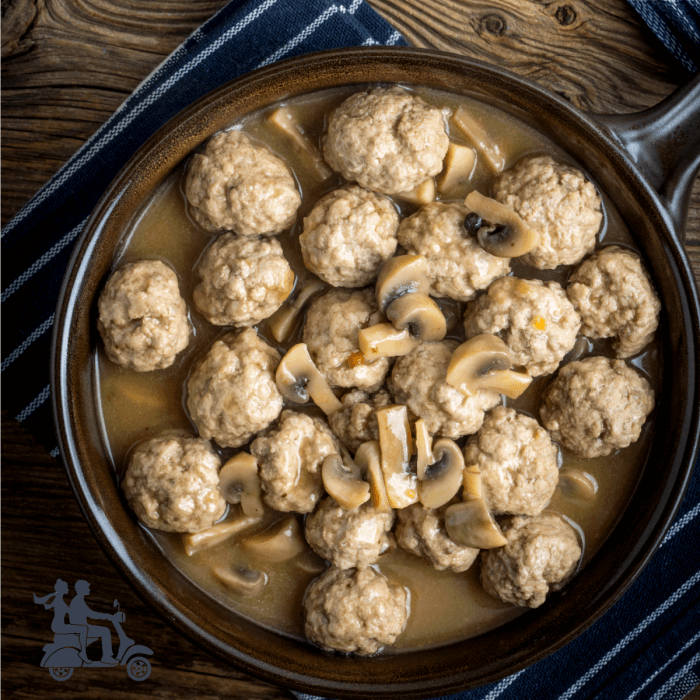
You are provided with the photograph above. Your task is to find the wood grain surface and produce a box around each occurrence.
[2,0,699,698]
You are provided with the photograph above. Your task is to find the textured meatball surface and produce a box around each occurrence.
[184,130,301,236]
[464,407,559,516]
[323,87,449,194]
[567,246,661,357]
[304,288,389,390]
[396,501,479,572]
[540,356,654,458]
[328,389,392,452]
[389,340,500,439]
[304,566,408,655]
[186,329,282,448]
[464,277,581,376]
[397,202,510,301]
[194,233,294,326]
[122,432,225,533]
[251,411,340,513]
[300,185,399,287]
[493,156,602,269]
[305,497,396,569]
[481,512,581,608]
[98,259,190,372]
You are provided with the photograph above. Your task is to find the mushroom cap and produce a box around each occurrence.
[322,453,371,510]
[375,255,430,312]
[355,440,392,513]
[386,292,447,342]
[183,514,261,556]
[436,142,476,194]
[213,566,267,597]
[418,438,465,509]
[444,499,508,549]
[218,453,264,517]
[242,516,307,561]
[358,323,421,361]
[558,468,598,501]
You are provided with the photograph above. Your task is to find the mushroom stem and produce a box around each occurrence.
[358,324,421,362]
[452,107,505,173]
[182,514,261,556]
[462,464,483,501]
[396,178,437,206]
[268,279,326,342]
[415,419,433,480]
[376,405,418,510]
[437,142,476,194]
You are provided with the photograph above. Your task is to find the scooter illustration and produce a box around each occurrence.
[39,599,153,682]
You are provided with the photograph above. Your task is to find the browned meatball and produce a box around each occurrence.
[300,185,399,287]
[251,410,340,513]
[193,233,294,326]
[567,246,661,357]
[184,130,301,236]
[98,259,190,372]
[328,389,392,452]
[304,288,389,391]
[397,202,510,301]
[464,407,559,516]
[464,277,581,377]
[186,329,283,448]
[122,432,225,533]
[539,356,654,458]
[396,501,479,572]
[304,567,408,655]
[493,156,602,269]
[323,87,449,194]
[480,512,581,608]
[305,497,395,570]
[388,340,500,439]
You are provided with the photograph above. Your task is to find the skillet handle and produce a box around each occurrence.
[591,74,700,240]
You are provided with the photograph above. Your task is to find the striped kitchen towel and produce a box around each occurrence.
[2,1,699,700]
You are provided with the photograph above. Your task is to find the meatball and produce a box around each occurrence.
[305,497,395,570]
[97,259,189,372]
[539,356,654,458]
[299,185,399,287]
[388,340,500,439]
[328,389,392,452]
[464,277,581,377]
[251,410,340,513]
[184,130,301,236]
[493,155,602,269]
[304,566,408,655]
[567,246,661,358]
[397,202,510,301]
[122,432,225,533]
[323,87,449,194]
[464,406,559,516]
[186,329,282,448]
[304,288,389,391]
[193,233,294,326]
[396,501,478,572]
[480,512,581,608]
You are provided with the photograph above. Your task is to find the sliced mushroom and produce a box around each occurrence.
[558,468,598,500]
[376,405,418,510]
[242,516,307,562]
[295,551,329,574]
[452,106,505,173]
[355,440,392,513]
[322,453,370,510]
[444,499,508,549]
[375,255,430,312]
[213,566,267,597]
[396,178,437,206]
[437,142,477,194]
[268,107,332,180]
[358,323,421,362]
[462,463,483,501]
[414,419,433,480]
[276,343,342,415]
[464,191,540,258]
[446,334,532,399]
[418,438,464,509]
[219,453,264,518]
[268,278,326,342]
[182,514,261,556]
[386,292,447,342]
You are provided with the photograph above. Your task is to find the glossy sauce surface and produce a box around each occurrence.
[95,84,660,651]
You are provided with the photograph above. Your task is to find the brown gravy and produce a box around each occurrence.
[95,84,660,651]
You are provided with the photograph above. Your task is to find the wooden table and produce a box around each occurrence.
[2,1,699,698]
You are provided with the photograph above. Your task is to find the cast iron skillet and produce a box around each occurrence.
[51,48,700,699]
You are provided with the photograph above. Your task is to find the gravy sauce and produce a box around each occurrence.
[95,84,659,651]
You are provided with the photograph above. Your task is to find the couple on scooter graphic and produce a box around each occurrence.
[34,578,153,682]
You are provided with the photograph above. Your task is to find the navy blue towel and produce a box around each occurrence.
[1,1,698,699]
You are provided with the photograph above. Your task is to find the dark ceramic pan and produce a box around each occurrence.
[51,48,700,699]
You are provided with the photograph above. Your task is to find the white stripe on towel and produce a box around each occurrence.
[16,384,51,423]
[1,314,55,372]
